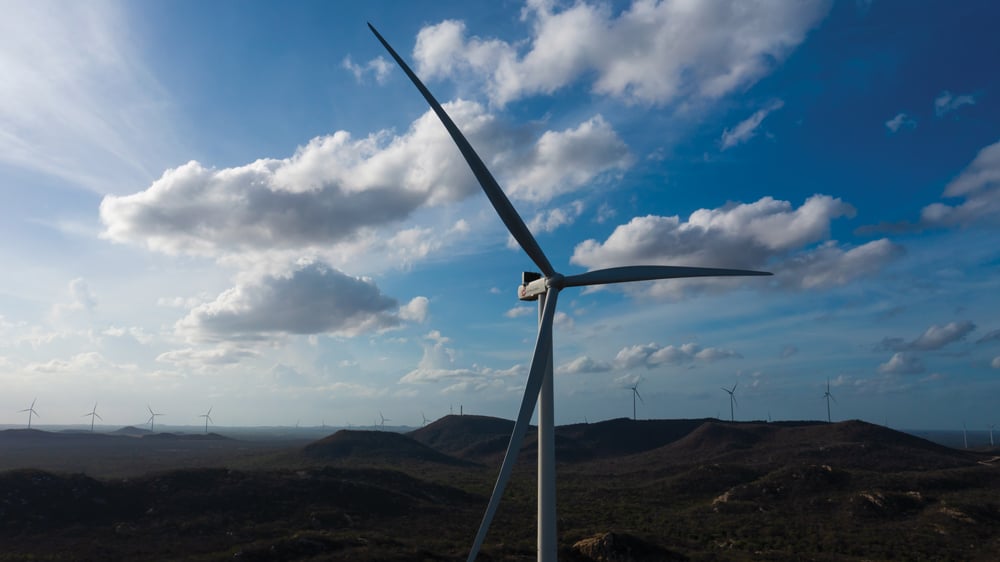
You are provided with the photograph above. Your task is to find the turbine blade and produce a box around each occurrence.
[563,265,771,288]
[95,413,103,421]
[368,23,555,277]
[467,289,559,562]
[635,389,644,403]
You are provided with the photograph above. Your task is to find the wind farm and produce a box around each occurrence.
[2,2,1000,561]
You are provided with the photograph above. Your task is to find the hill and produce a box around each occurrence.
[633,419,982,472]
[303,429,471,466]
[408,414,517,460]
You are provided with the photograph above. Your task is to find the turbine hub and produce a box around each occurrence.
[518,272,546,301]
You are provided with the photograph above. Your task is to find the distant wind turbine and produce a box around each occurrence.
[421,412,430,426]
[19,398,39,429]
[722,384,738,422]
[379,411,391,431]
[626,380,643,421]
[145,405,163,432]
[369,23,771,562]
[823,378,836,423]
[199,407,214,434]
[963,421,968,449]
[83,402,102,432]
[989,424,995,447]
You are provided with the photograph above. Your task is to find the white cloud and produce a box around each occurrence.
[399,296,430,323]
[156,347,260,368]
[775,239,904,290]
[504,116,632,202]
[992,356,1000,369]
[720,99,784,150]
[614,341,740,369]
[26,351,126,374]
[176,262,403,341]
[505,306,535,319]
[920,139,1000,228]
[885,112,916,133]
[400,330,525,391]
[556,355,612,375]
[101,102,630,265]
[414,1,830,106]
[781,344,798,358]
[0,1,178,193]
[878,352,925,375]
[878,321,976,352]
[342,55,392,84]
[571,194,899,295]
[934,90,976,117]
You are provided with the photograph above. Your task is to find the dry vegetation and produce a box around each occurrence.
[1,417,998,561]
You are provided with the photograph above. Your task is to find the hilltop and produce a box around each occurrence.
[303,429,471,466]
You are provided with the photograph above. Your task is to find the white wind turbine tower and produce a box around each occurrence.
[722,384,738,422]
[199,407,214,434]
[626,380,643,421]
[990,424,995,447]
[145,405,163,432]
[823,378,836,423]
[19,398,39,429]
[369,24,771,562]
[963,421,968,449]
[379,411,391,431]
[83,402,102,432]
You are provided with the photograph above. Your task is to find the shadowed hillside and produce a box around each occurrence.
[408,414,518,460]
[304,429,472,466]
[631,420,983,472]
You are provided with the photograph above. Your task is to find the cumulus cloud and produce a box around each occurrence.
[101,102,630,262]
[414,1,829,106]
[885,112,916,133]
[571,194,900,295]
[400,330,525,391]
[505,306,535,319]
[556,355,612,375]
[156,347,260,368]
[177,262,406,341]
[877,321,976,352]
[26,351,122,373]
[614,341,741,369]
[775,239,904,290]
[720,99,784,150]
[342,55,392,84]
[399,296,430,323]
[504,116,632,202]
[934,90,976,117]
[920,139,1000,228]
[878,352,925,375]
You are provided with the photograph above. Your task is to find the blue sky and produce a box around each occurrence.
[1,0,998,431]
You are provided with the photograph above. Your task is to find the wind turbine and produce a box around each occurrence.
[963,421,968,449]
[369,24,771,562]
[989,424,995,447]
[421,412,430,426]
[145,405,163,432]
[199,407,214,434]
[626,380,643,421]
[83,402,102,432]
[722,384,738,422]
[823,378,836,423]
[379,411,391,431]
[19,398,39,429]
